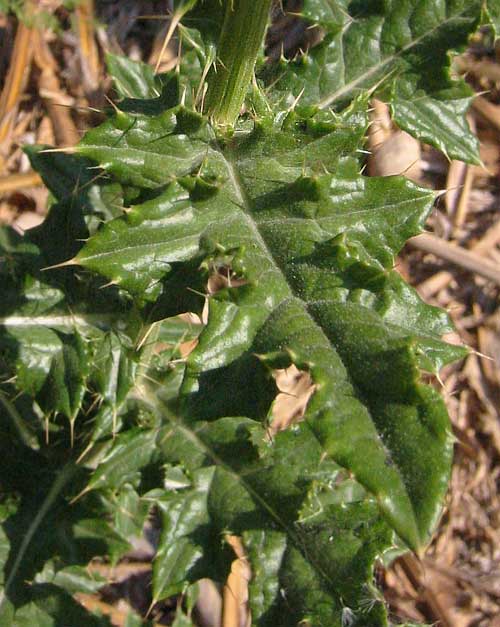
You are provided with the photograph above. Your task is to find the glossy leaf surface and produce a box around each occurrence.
[261,0,490,162]
[69,96,462,623]
[0,1,485,625]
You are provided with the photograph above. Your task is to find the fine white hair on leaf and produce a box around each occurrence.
[342,606,355,627]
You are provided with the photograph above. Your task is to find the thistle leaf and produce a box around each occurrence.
[262,0,488,162]
[74,100,459,562]
[1,2,484,624]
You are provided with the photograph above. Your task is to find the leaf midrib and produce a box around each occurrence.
[316,10,474,108]
[149,386,339,594]
[216,141,422,543]
[0,313,113,329]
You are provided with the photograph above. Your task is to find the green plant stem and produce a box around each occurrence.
[206,0,272,127]
[0,463,78,607]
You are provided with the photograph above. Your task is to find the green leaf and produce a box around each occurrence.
[9,584,112,626]
[153,467,221,601]
[76,107,214,190]
[2,3,481,623]
[390,87,479,164]
[74,100,456,550]
[244,505,390,627]
[263,0,485,162]
[0,220,189,451]
[0,268,116,426]
[106,54,186,116]
[0,458,127,617]
[0,276,88,422]
[0,219,137,433]
[25,147,124,265]
[182,0,224,47]
[0,498,19,587]
[484,0,500,36]
[65,82,466,623]
[34,564,107,595]
[85,428,159,493]
[150,416,392,625]
[107,53,163,100]
[110,484,152,539]
[91,332,137,408]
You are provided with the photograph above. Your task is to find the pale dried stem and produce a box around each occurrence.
[33,31,80,147]
[368,98,393,147]
[75,592,162,627]
[153,12,181,74]
[75,0,100,92]
[418,220,500,299]
[148,22,177,70]
[417,271,455,301]
[409,232,500,287]
[445,160,467,215]
[472,95,500,133]
[0,9,35,168]
[87,561,151,581]
[223,535,251,627]
[453,163,474,230]
[0,171,42,194]
[446,118,476,231]
[399,554,456,627]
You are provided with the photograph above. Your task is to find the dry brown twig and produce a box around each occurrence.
[473,95,500,133]
[0,171,42,194]
[448,119,476,231]
[0,3,36,170]
[75,0,101,94]
[409,231,500,286]
[76,592,163,627]
[398,554,457,627]
[32,29,80,147]
[417,220,500,299]
[223,536,251,627]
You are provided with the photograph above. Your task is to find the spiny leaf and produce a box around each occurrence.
[74,101,458,554]
[0,460,128,623]
[84,428,159,493]
[34,564,107,595]
[390,87,479,164]
[106,54,188,116]
[107,53,164,100]
[0,275,89,421]
[150,414,393,626]
[1,2,483,624]
[262,0,486,163]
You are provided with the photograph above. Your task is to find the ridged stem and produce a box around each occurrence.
[206,0,272,127]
